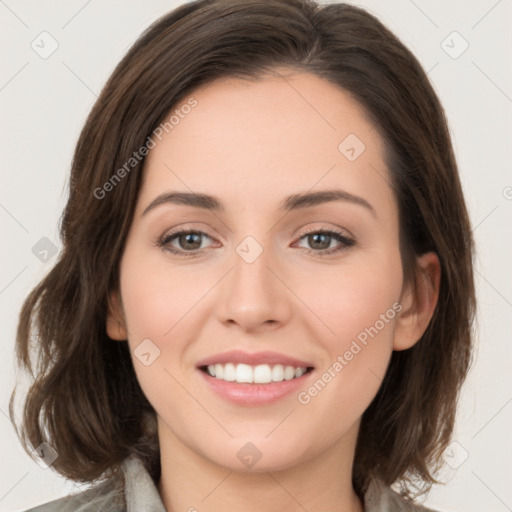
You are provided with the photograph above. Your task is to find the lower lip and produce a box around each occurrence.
[197,368,314,406]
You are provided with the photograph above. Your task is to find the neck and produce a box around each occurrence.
[156,419,364,512]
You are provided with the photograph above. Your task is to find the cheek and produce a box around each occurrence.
[119,246,213,345]
[294,251,402,420]
[117,245,223,406]
[117,247,208,412]
[301,246,403,345]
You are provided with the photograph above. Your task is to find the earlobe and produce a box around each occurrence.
[106,290,128,341]
[393,252,441,351]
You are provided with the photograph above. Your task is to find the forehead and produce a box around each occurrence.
[139,69,394,219]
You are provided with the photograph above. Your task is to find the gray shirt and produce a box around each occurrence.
[24,455,438,512]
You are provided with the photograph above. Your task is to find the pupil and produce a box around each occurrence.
[181,233,201,249]
[309,233,330,250]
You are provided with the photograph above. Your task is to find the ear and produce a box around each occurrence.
[106,290,128,341]
[393,252,441,351]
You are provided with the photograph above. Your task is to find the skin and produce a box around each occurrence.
[107,68,440,512]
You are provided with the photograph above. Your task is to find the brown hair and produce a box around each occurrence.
[10,0,475,501]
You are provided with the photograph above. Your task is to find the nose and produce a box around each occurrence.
[216,239,292,333]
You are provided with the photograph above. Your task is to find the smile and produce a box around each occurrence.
[200,363,313,384]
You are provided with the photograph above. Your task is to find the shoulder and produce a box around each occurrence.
[364,478,441,512]
[21,454,163,512]
[22,476,125,512]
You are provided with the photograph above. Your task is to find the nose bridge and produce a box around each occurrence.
[232,233,277,302]
[233,234,272,289]
[218,232,290,330]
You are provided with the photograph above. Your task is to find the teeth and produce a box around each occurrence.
[236,363,253,383]
[224,363,236,381]
[204,363,309,384]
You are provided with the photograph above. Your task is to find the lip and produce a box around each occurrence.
[196,350,315,406]
[197,366,315,406]
[196,349,314,369]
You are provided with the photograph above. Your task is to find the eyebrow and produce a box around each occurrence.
[141,189,376,217]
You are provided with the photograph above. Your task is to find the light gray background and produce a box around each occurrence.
[1,1,511,511]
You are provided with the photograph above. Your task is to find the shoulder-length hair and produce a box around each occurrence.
[10,0,475,500]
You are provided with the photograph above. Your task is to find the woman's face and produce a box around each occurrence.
[108,69,431,472]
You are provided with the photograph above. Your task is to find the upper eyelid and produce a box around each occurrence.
[161,225,351,237]
[297,225,353,238]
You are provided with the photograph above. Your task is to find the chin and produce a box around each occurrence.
[198,435,315,474]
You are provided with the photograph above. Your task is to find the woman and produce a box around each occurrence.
[10,0,475,510]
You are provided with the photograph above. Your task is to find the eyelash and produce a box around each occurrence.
[156,227,355,258]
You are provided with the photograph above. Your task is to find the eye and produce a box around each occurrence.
[294,228,355,257]
[157,229,215,257]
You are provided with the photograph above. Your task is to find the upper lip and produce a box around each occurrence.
[196,350,314,369]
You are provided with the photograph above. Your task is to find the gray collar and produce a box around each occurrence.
[122,455,166,512]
